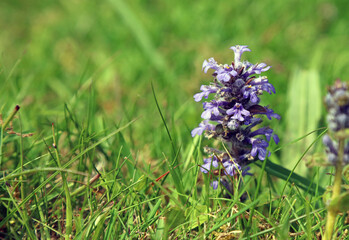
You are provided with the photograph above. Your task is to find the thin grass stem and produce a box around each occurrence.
[52,123,72,240]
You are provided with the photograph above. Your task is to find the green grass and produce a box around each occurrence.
[1,0,349,239]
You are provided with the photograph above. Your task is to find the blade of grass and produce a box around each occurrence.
[151,82,176,154]
[0,105,20,169]
[104,209,118,240]
[34,194,50,240]
[52,123,72,240]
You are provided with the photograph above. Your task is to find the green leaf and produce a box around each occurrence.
[284,68,322,175]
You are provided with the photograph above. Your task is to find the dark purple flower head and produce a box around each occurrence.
[193,45,280,189]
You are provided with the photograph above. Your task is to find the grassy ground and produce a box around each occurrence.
[0,0,349,239]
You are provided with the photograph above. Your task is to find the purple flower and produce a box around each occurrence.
[223,160,240,176]
[242,85,259,103]
[200,157,219,173]
[264,107,281,120]
[202,57,220,73]
[249,127,279,144]
[230,45,251,64]
[324,81,349,132]
[193,44,280,190]
[226,103,250,121]
[246,63,271,75]
[322,81,349,166]
[194,85,219,102]
[216,66,237,82]
[250,138,269,160]
[201,100,223,119]
[211,180,219,190]
[191,120,215,137]
[250,76,275,94]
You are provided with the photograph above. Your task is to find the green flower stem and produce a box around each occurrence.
[324,138,344,240]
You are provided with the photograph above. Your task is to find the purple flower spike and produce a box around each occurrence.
[192,44,279,190]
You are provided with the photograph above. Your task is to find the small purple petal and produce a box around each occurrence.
[211,180,219,189]
[202,58,219,73]
[273,134,279,144]
[191,127,204,137]
[191,120,215,137]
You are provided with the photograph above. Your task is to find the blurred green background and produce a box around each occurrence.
[1,0,349,171]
